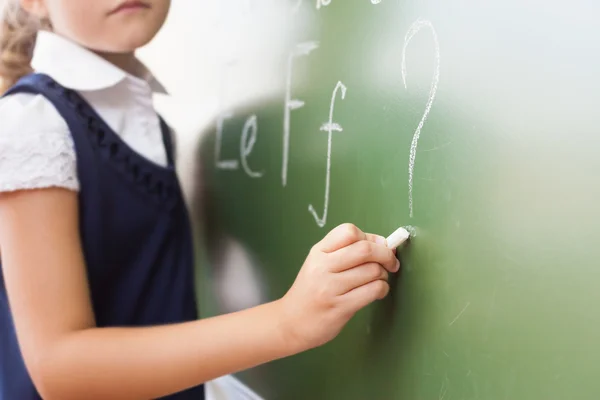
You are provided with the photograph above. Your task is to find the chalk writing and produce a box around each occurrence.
[309,81,347,228]
[240,115,263,178]
[215,60,239,170]
[283,41,320,186]
[402,18,440,218]
[316,0,331,9]
[215,111,238,170]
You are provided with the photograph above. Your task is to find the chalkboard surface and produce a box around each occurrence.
[186,1,600,399]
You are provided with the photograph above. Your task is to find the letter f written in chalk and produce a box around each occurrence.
[309,81,347,228]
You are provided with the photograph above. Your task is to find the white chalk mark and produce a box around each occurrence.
[309,81,347,227]
[449,302,471,326]
[240,115,263,178]
[283,41,320,186]
[316,0,331,9]
[296,41,320,55]
[288,100,305,109]
[215,111,238,170]
[403,225,417,237]
[402,19,440,218]
[439,377,448,400]
[371,0,382,3]
[421,141,452,152]
[215,59,239,170]
[320,123,343,131]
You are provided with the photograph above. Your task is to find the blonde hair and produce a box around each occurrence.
[0,0,41,94]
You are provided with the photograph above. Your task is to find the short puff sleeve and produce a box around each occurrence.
[0,93,79,193]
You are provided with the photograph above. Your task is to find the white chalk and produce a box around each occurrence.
[386,227,410,248]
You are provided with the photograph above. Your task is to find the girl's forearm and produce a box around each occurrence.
[35,300,295,400]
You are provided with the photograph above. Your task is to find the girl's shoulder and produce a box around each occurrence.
[0,92,70,135]
[0,93,79,193]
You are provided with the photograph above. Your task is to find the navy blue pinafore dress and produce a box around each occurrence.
[0,73,204,399]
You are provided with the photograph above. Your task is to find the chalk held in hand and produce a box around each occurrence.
[386,227,411,249]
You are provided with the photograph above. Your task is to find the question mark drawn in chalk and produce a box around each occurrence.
[401,18,440,218]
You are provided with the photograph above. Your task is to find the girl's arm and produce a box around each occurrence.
[0,188,398,400]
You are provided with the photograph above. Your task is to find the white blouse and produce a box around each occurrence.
[0,31,168,192]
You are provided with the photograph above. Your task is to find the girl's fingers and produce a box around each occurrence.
[340,279,390,313]
[316,223,367,253]
[333,262,389,295]
[328,240,399,273]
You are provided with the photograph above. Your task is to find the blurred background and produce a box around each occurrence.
[136,1,600,399]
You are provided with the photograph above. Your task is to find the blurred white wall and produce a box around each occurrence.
[137,2,220,145]
[138,0,311,141]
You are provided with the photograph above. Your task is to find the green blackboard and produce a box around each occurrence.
[187,0,600,398]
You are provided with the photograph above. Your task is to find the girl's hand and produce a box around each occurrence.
[279,223,400,351]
